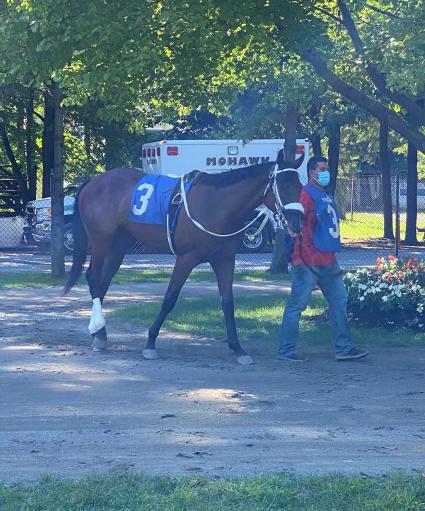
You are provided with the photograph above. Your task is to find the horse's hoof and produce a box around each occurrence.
[92,338,107,352]
[237,354,254,365]
[92,327,107,352]
[143,349,159,360]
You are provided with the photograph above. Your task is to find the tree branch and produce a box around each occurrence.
[313,6,343,24]
[365,3,400,20]
[302,50,425,152]
[34,110,45,123]
[337,0,425,125]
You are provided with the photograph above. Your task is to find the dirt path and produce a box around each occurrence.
[1,282,424,482]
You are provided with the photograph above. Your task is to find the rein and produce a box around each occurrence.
[179,164,303,238]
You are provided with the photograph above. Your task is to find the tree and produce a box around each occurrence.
[270,102,298,274]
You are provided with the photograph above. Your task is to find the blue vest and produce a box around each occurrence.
[304,185,341,252]
[128,174,192,225]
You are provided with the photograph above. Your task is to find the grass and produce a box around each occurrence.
[0,269,290,289]
[1,472,424,510]
[341,211,425,242]
[111,294,425,348]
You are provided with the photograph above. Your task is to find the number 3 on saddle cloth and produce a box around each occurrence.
[128,172,198,253]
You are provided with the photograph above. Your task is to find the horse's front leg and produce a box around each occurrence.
[210,254,253,365]
[143,254,197,360]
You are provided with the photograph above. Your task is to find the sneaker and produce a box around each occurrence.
[336,347,369,361]
[277,352,307,362]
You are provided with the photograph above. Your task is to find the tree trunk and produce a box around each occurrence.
[311,133,322,156]
[50,81,65,278]
[26,87,37,201]
[379,120,394,239]
[84,124,91,161]
[104,123,124,169]
[42,87,55,198]
[404,142,418,245]
[269,102,298,274]
[327,121,340,195]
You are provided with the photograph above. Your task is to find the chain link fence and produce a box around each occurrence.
[1,174,425,275]
[336,174,425,258]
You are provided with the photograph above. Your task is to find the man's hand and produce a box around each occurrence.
[287,228,301,238]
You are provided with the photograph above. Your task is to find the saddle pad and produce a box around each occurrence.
[128,174,191,225]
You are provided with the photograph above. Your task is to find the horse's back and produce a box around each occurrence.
[79,168,144,234]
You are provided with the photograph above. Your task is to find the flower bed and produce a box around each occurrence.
[344,255,425,330]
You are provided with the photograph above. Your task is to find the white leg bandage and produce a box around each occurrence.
[88,298,106,334]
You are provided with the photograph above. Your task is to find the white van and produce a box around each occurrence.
[141,139,310,184]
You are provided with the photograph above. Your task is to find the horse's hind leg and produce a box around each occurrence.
[86,238,112,351]
[143,253,197,360]
[99,230,134,301]
[210,254,253,365]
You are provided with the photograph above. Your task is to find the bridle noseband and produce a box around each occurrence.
[265,164,304,229]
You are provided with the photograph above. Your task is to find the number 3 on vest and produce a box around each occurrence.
[132,183,154,216]
[327,204,340,239]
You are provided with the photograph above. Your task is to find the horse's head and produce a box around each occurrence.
[264,149,304,234]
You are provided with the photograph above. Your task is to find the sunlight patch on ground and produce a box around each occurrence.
[42,382,94,391]
[181,388,258,403]
[1,343,44,351]
[1,360,150,382]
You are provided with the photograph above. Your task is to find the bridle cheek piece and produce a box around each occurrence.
[265,165,304,229]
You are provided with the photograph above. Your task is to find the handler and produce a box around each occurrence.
[278,156,368,362]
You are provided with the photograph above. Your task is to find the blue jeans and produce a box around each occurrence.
[278,261,353,357]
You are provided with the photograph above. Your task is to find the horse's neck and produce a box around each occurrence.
[217,169,270,218]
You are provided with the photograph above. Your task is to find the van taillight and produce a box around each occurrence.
[142,149,146,157]
[167,146,178,156]
[296,145,305,154]
[156,147,160,156]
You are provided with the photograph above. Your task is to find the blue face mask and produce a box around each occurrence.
[314,170,330,187]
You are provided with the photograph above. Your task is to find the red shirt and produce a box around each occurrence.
[291,188,336,267]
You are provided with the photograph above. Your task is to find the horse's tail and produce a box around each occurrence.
[62,182,89,295]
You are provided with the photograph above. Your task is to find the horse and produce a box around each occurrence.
[63,149,304,364]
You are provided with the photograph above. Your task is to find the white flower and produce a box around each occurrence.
[382,296,389,302]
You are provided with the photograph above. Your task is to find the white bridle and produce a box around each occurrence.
[169,164,304,250]
[269,166,304,229]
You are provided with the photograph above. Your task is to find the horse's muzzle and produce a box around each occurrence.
[283,208,304,235]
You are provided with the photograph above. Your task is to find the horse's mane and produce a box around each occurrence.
[195,162,274,189]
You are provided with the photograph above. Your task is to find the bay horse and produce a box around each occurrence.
[63,150,304,364]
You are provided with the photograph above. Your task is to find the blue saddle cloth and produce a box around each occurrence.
[128,174,191,225]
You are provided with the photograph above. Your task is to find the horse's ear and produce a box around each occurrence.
[295,152,305,169]
[277,149,285,169]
